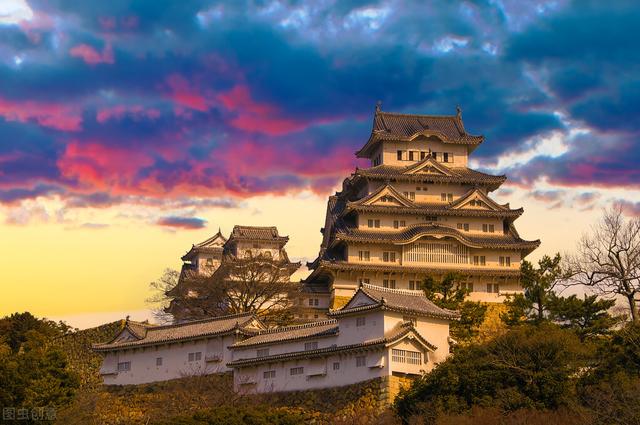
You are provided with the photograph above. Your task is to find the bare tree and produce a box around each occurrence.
[566,205,640,322]
[146,268,180,323]
[151,257,301,326]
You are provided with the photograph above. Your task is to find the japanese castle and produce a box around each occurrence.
[94,106,539,395]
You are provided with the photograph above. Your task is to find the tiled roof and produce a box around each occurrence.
[333,223,541,251]
[181,230,227,261]
[355,165,506,186]
[344,203,523,218]
[356,109,484,157]
[228,322,434,367]
[231,320,339,348]
[329,283,459,320]
[229,225,288,242]
[312,260,522,278]
[93,312,259,351]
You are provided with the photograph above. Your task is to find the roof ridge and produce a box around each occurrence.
[255,319,338,335]
[361,283,425,297]
[379,111,459,120]
[150,312,254,331]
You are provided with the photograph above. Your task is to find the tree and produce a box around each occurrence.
[154,257,301,326]
[502,254,565,325]
[422,273,487,344]
[146,268,180,323]
[547,293,620,341]
[566,206,640,321]
[394,324,589,422]
[0,314,79,413]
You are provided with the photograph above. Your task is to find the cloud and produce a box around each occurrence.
[69,42,114,65]
[0,0,33,25]
[157,216,207,229]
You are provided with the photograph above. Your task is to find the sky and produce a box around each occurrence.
[0,0,639,328]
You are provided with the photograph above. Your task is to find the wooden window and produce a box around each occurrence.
[374,219,380,228]
[156,357,163,366]
[188,352,202,362]
[441,193,447,202]
[432,152,438,161]
[400,220,406,227]
[382,252,396,262]
[447,193,453,202]
[506,257,511,267]
[420,151,427,160]
[392,349,422,364]
[367,219,373,228]
[489,224,495,233]
[117,361,131,372]
[409,151,415,161]
[304,341,318,351]
[459,223,469,231]
[290,367,304,376]
[356,356,367,367]
[333,362,340,371]
[473,256,486,266]
[356,317,366,327]
[358,251,370,261]
[397,150,403,160]
[409,280,416,290]
[393,220,399,229]
[499,256,505,266]
[263,370,276,379]
[257,348,269,358]
[483,224,488,232]
[443,152,449,163]
[487,284,500,293]
[358,278,370,285]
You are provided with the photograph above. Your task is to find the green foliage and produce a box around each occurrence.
[503,254,564,325]
[547,294,620,341]
[422,273,487,344]
[163,405,310,425]
[0,313,80,418]
[394,324,588,422]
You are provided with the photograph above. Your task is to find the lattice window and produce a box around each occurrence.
[404,242,469,264]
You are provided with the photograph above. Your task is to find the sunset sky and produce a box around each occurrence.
[1,0,638,328]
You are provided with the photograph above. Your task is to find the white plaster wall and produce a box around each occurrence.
[383,312,451,365]
[379,139,469,167]
[234,349,389,394]
[357,212,504,234]
[100,334,237,385]
[335,310,385,345]
[235,241,282,260]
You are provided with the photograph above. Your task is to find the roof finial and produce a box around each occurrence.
[456,105,462,119]
[375,100,382,112]
[125,315,130,324]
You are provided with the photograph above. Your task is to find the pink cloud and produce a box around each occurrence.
[70,43,114,65]
[217,85,308,136]
[0,97,82,131]
[57,141,154,192]
[165,74,209,112]
[96,105,161,123]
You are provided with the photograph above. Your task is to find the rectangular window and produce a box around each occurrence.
[487,284,500,293]
[473,256,486,266]
[156,357,163,366]
[389,279,396,289]
[443,152,449,163]
[188,352,201,362]
[382,252,396,262]
[397,150,403,160]
[448,193,453,202]
[432,152,438,161]
[420,151,427,160]
[403,191,415,201]
[356,317,366,327]
[188,352,194,362]
[356,356,367,367]
[480,256,486,266]
[464,223,469,232]
[393,220,399,229]
[409,151,415,161]
[506,257,511,267]
[391,349,422,364]
[489,224,495,233]
[499,256,505,266]
[117,361,131,372]
[400,220,406,227]
[304,341,318,351]
[333,362,340,371]
[441,193,447,202]
[367,219,373,228]
[309,298,314,306]
[358,278,370,285]
[263,370,276,379]
[409,280,416,290]
[375,219,380,228]
[358,251,370,261]
[290,367,304,376]
[425,216,437,222]
[257,348,269,358]
[483,224,488,232]
[383,279,389,288]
